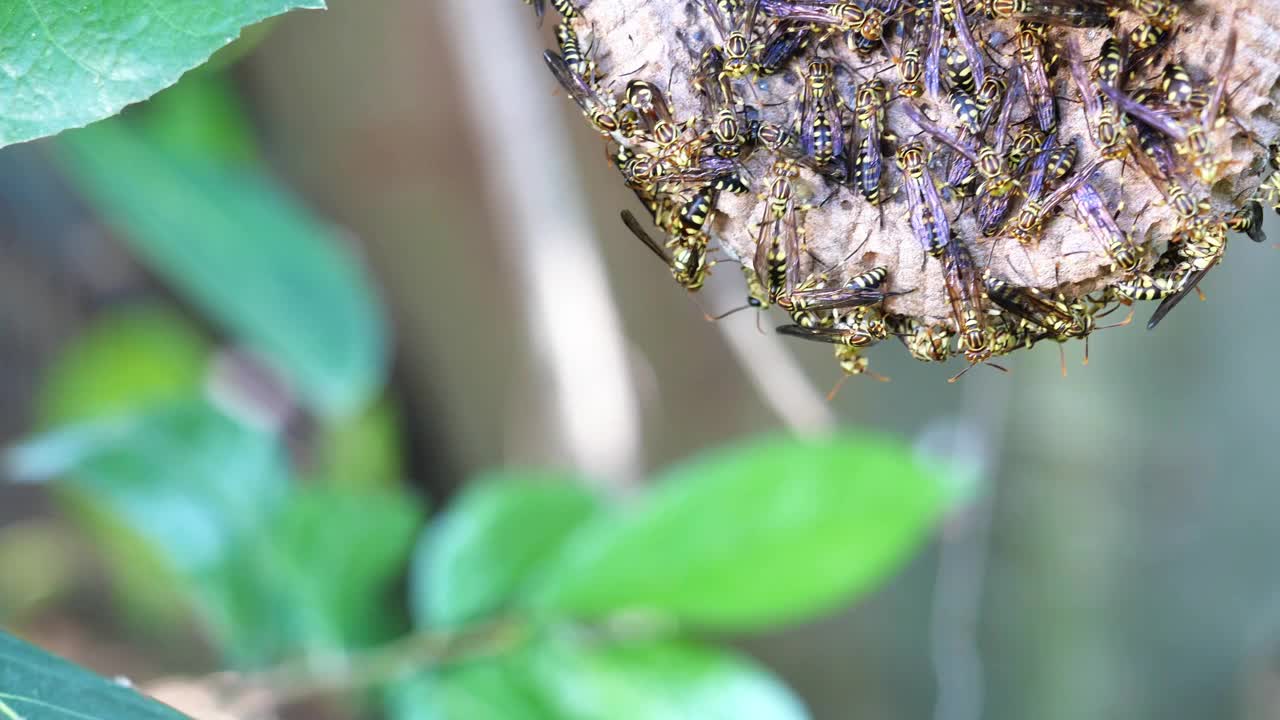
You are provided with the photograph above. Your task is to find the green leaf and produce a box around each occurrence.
[230,486,424,657]
[387,654,557,720]
[0,0,324,149]
[35,304,210,429]
[388,638,806,720]
[306,398,406,490]
[411,474,600,627]
[528,434,948,630]
[6,400,292,653]
[528,636,808,720]
[135,73,261,165]
[0,630,190,719]
[55,119,388,418]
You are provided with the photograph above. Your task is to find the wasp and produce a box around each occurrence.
[944,39,979,95]
[796,58,848,176]
[701,0,763,79]
[1124,127,1209,225]
[983,273,1094,340]
[939,238,998,377]
[945,74,1009,190]
[778,267,897,324]
[1135,221,1228,330]
[759,0,867,43]
[852,79,891,211]
[1125,0,1179,30]
[1160,63,1196,108]
[755,20,812,75]
[620,210,712,291]
[551,0,579,18]
[555,20,600,83]
[901,86,1019,197]
[979,0,1113,27]
[749,162,810,306]
[1064,37,1128,160]
[1098,26,1239,184]
[888,315,954,363]
[1253,144,1280,214]
[946,0,986,92]
[895,141,952,255]
[543,50,623,139]
[1073,181,1145,275]
[1015,22,1058,132]
[1003,132,1064,243]
[1227,201,1266,243]
[689,52,750,160]
[776,306,888,351]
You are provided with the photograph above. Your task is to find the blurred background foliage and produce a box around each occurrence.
[2,2,1280,720]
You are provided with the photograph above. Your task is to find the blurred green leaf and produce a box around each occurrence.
[56,120,388,419]
[7,402,423,666]
[307,398,406,490]
[387,653,556,720]
[0,0,323,149]
[36,304,210,428]
[223,486,424,659]
[412,474,600,627]
[388,637,806,720]
[528,434,947,630]
[135,74,261,165]
[528,636,808,720]
[0,631,190,720]
[6,400,291,643]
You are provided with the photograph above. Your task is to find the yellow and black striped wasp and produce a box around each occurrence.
[701,0,764,79]
[544,50,625,141]
[620,209,714,292]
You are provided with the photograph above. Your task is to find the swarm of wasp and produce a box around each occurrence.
[532,0,1280,383]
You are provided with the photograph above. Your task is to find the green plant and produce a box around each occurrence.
[0,3,957,717]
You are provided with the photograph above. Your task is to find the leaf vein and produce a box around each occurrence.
[19,0,110,79]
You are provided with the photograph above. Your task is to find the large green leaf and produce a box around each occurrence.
[411,474,600,627]
[0,0,324,148]
[528,637,808,720]
[528,434,948,630]
[0,630,189,720]
[55,120,388,418]
[6,400,292,644]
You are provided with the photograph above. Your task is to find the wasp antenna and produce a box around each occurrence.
[704,302,752,321]
[826,374,850,402]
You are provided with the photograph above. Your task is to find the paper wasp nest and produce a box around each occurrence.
[536,0,1280,375]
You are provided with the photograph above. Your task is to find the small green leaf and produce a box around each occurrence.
[0,1,324,148]
[0,630,190,719]
[35,304,210,428]
[55,119,388,418]
[387,654,557,720]
[529,636,808,720]
[234,486,424,656]
[307,398,406,490]
[411,474,600,627]
[528,434,947,629]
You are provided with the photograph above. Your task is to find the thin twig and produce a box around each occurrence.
[928,372,1010,720]
[197,618,527,718]
[438,3,643,489]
